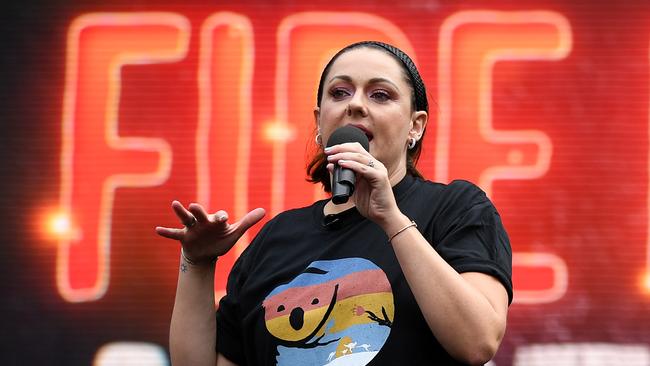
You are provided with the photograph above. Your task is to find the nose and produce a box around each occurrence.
[347,92,368,118]
[289,307,304,330]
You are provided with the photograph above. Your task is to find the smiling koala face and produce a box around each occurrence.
[261,258,395,366]
[263,266,339,342]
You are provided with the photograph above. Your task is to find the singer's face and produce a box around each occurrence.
[316,47,425,177]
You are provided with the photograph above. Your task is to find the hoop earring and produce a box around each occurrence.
[408,137,417,150]
[315,132,323,147]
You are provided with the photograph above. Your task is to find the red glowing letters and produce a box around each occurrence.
[58,10,571,303]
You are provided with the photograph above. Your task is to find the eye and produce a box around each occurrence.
[277,305,285,312]
[370,89,391,102]
[329,87,351,100]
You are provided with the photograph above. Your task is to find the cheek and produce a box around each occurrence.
[373,121,410,154]
[376,120,408,142]
[319,102,346,120]
[370,131,400,159]
[319,110,347,142]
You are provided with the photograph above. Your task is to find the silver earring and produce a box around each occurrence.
[408,137,417,150]
[315,132,323,146]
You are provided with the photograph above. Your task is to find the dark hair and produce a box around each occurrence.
[307,41,429,192]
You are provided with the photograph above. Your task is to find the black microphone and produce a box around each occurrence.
[326,125,370,204]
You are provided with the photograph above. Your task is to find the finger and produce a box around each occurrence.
[187,203,210,223]
[337,159,384,178]
[155,226,185,240]
[171,200,196,226]
[350,141,369,152]
[339,141,368,151]
[232,208,265,236]
[209,210,229,226]
[327,151,371,165]
[324,142,368,155]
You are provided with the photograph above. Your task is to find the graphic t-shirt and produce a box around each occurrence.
[216,175,512,365]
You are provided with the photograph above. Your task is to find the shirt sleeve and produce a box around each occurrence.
[431,180,513,304]
[215,249,249,365]
[215,219,273,364]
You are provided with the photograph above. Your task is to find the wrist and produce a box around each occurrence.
[378,211,412,238]
[178,251,216,280]
[388,220,418,243]
[181,248,218,268]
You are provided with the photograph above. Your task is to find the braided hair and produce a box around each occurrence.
[307,41,429,192]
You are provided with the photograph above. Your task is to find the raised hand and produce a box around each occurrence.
[156,200,265,265]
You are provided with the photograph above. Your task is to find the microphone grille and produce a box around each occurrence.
[325,125,370,151]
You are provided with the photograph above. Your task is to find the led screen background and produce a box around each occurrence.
[1,0,650,365]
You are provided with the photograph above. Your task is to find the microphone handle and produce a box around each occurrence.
[331,165,356,204]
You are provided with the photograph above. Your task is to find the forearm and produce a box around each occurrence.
[170,254,217,366]
[382,214,506,365]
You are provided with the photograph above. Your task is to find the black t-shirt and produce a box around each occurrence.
[216,175,512,366]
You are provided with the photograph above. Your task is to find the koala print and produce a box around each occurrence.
[262,258,394,366]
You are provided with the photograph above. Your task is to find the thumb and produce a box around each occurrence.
[232,208,266,236]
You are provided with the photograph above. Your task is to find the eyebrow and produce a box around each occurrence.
[328,75,401,91]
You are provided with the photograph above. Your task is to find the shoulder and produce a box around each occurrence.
[408,179,498,238]
[242,201,323,253]
[275,202,319,219]
[263,201,323,229]
[442,179,491,208]
[401,177,445,200]
[230,202,320,279]
[406,178,489,208]
[436,180,499,227]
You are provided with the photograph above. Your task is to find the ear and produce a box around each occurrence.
[313,107,320,127]
[409,110,428,141]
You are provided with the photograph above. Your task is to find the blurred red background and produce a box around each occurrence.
[2,0,649,365]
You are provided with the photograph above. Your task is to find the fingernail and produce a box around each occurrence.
[324,147,332,153]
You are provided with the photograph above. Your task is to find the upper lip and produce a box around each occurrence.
[350,124,373,141]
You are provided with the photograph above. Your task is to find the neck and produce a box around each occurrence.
[324,199,355,215]
[387,164,407,187]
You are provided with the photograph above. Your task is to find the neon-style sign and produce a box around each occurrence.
[437,11,572,303]
[196,13,255,298]
[58,13,189,302]
[647,41,650,294]
[59,10,574,304]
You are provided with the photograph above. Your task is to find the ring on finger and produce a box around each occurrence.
[367,160,375,168]
[184,216,197,228]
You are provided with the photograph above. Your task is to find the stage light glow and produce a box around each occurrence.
[642,272,650,294]
[264,121,296,143]
[49,213,71,237]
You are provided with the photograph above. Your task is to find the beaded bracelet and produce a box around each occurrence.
[389,221,417,243]
[181,248,218,266]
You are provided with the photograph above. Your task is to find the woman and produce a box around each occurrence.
[156,41,512,366]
